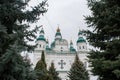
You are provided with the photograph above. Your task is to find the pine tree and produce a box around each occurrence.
[0,45,37,80]
[0,0,47,79]
[41,50,47,68]
[35,51,48,80]
[68,54,89,80]
[48,62,61,80]
[85,0,120,80]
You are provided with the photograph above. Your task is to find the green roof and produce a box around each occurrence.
[51,41,55,48]
[37,35,46,41]
[70,46,76,52]
[77,37,86,43]
[78,31,83,35]
[46,46,51,51]
[55,32,61,36]
[40,29,44,33]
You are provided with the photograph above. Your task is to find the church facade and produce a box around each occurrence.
[33,27,90,80]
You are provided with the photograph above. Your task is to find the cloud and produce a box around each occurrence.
[30,0,91,47]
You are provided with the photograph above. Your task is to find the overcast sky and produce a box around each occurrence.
[28,0,91,47]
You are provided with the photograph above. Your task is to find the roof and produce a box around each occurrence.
[46,46,51,51]
[40,28,44,34]
[55,32,61,37]
[51,41,55,48]
[70,46,76,52]
[78,31,83,35]
[77,37,86,43]
[37,35,46,41]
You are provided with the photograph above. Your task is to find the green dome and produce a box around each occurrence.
[40,28,44,34]
[51,41,55,48]
[77,37,86,43]
[70,46,76,52]
[78,31,83,35]
[55,32,61,36]
[46,46,51,51]
[37,35,46,41]
[40,29,44,33]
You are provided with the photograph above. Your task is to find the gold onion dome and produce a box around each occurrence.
[57,27,60,32]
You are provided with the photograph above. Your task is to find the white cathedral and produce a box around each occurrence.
[33,27,92,80]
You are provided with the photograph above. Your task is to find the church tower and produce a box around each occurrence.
[70,40,76,52]
[51,27,69,52]
[35,28,46,51]
[55,27,62,40]
[34,28,46,66]
[77,30,87,51]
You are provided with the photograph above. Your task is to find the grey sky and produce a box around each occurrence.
[29,0,91,47]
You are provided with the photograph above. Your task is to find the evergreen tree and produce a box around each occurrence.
[35,51,48,80]
[68,54,89,80]
[48,62,61,80]
[0,45,37,80]
[85,0,120,80]
[0,0,47,79]
[41,50,47,68]
[46,74,53,80]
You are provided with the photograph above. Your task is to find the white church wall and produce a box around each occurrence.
[33,50,42,67]
[77,42,87,51]
[59,72,69,80]
[53,45,69,52]
[35,40,46,50]
[45,53,76,80]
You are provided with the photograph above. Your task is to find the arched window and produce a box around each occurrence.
[79,46,81,49]
[61,47,63,52]
[39,44,41,48]
[83,46,84,49]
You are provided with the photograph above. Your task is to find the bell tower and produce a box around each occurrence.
[77,30,87,52]
[35,28,46,51]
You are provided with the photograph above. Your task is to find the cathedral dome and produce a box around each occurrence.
[51,41,55,48]
[70,46,76,52]
[55,39,68,45]
[55,32,61,37]
[37,28,46,41]
[40,28,44,34]
[77,29,86,43]
[51,39,68,48]
[37,35,46,41]
[77,37,86,43]
[70,40,76,52]
[55,27,62,40]
[78,31,83,35]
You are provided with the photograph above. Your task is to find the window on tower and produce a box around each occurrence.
[79,46,81,49]
[61,47,63,52]
[83,46,84,49]
[39,44,41,48]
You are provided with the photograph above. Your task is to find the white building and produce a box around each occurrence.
[33,27,92,80]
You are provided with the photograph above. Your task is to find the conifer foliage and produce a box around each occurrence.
[48,62,61,80]
[0,0,47,80]
[68,54,89,80]
[86,0,120,80]
[35,51,48,80]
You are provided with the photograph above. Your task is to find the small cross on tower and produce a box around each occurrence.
[58,60,66,69]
